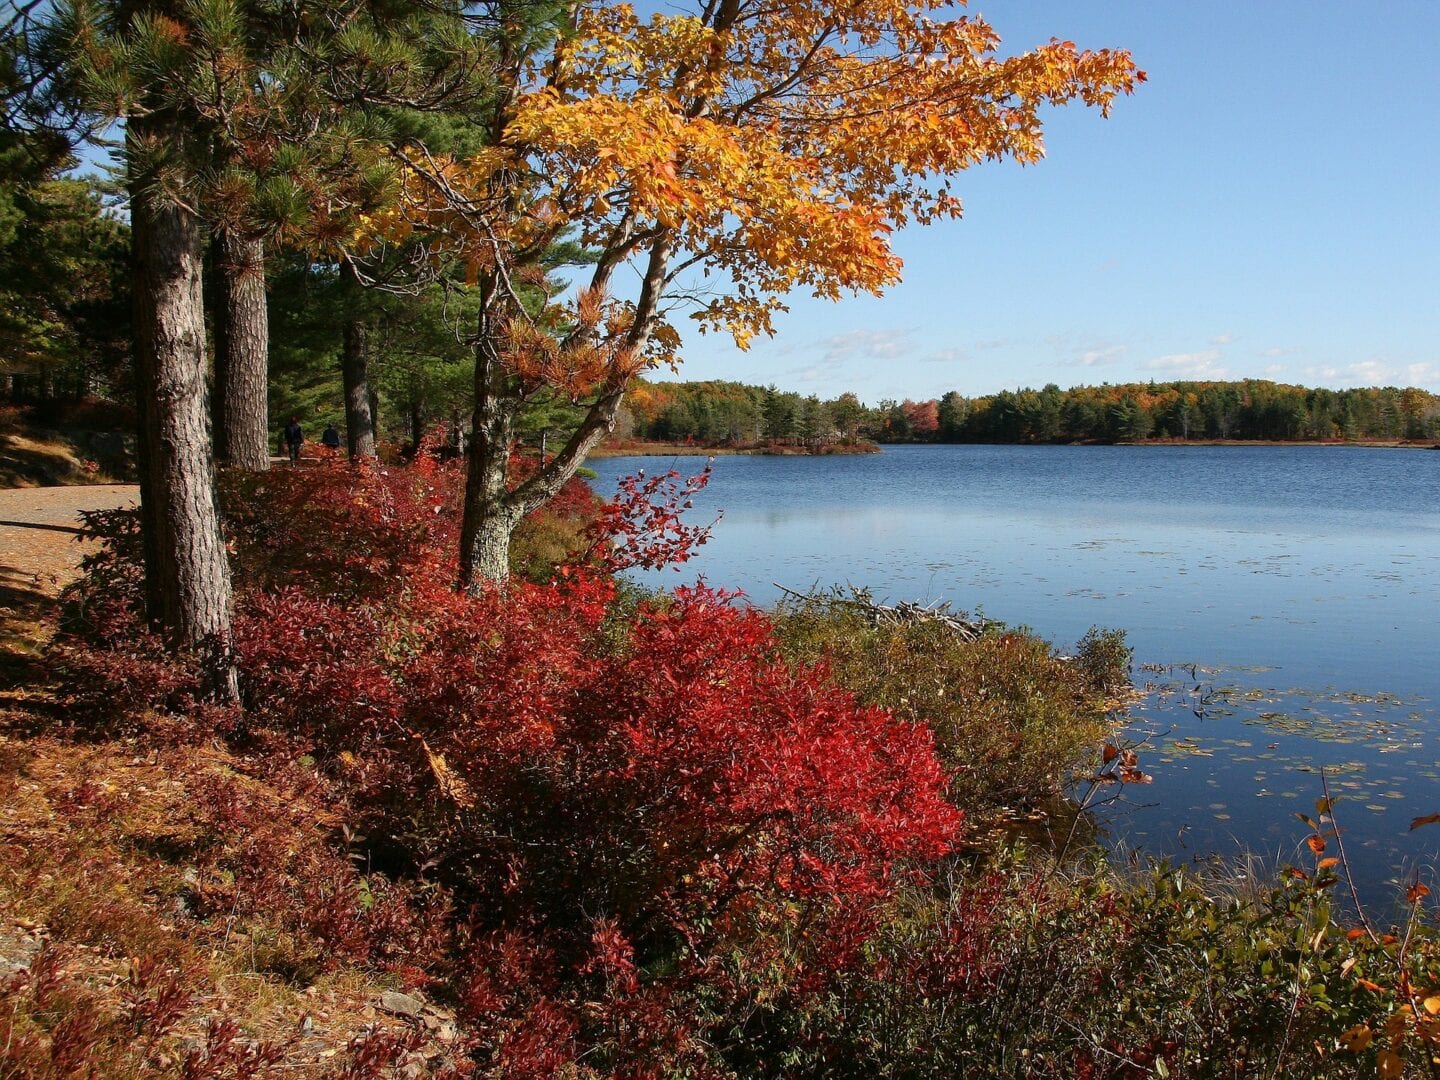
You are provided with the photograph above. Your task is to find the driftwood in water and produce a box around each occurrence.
[773,583,997,642]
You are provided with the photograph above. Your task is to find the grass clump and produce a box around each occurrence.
[772,589,1131,809]
[21,455,1440,1078]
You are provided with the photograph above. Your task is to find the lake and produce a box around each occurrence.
[590,444,1440,907]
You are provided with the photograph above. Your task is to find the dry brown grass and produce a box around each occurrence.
[0,618,466,1077]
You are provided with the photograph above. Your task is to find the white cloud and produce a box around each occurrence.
[1264,364,1288,375]
[924,347,968,364]
[1144,349,1230,379]
[1211,332,1237,346]
[1073,344,1127,368]
[820,328,914,363]
[1300,359,1440,390]
[1261,346,1298,359]
[1405,362,1440,389]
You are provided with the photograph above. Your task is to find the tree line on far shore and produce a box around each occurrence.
[621,378,1440,447]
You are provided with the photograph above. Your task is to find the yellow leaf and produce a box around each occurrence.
[1377,1049,1403,1078]
[1338,1024,1372,1052]
[422,738,474,808]
[1426,996,1440,1016]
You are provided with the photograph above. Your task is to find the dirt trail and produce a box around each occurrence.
[0,484,137,587]
[0,484,138,676]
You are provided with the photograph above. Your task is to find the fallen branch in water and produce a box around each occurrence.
[772,583,999,642]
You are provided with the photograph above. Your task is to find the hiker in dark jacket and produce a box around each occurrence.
[321,423,341,450]
[284,417,303,464]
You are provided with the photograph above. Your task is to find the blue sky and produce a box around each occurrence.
[653,2,1440,402]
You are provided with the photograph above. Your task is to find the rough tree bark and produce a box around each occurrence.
[130,119,238,700]
[458,329,523,587]
[211,231,270,470]
[340,264,376,458]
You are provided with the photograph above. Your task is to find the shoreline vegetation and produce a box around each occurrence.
[592,433,1440,457]
[614,376,1440,453]
[589,437,882,458]
[8,460,1440,1076]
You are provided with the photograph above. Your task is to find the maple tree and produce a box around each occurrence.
[358,0,1144,584]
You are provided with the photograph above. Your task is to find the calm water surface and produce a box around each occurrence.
[591,445,1440,903]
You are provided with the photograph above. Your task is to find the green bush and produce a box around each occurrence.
[772,594,1126,808]
[767,848,1440,1077]
[1074,625,1134,695]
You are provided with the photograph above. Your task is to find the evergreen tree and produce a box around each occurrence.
[49,0,484,683]
[0,177,130,398]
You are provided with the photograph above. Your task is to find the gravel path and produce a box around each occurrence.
[0,484,139,601]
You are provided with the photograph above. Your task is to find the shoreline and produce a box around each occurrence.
[588,440,881,459]
[591,437,1438,458]
[1053,437,1439,449]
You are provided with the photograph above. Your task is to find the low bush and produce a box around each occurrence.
[231,574,963,1075]
[797,849,1440,1078]
[46,451,1440,1078]
[772,592,1128,808]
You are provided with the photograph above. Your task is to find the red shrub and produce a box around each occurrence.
[585,463,715,572]
[234,574,960,933]
[56,449,966,1074]
[221,448,462,603]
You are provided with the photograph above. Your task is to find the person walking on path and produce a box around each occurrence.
[321,423,341,451]
[284,416,304,464]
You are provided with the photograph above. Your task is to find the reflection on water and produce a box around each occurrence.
[590,444,1440,902]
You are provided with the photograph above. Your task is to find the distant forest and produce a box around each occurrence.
[621,378,1440,447]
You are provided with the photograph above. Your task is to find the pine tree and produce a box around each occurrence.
[51,0,485,681]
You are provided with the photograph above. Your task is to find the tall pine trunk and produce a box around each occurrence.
[211,231,270,470]
[340,264,376,458]
[130,119,238,701]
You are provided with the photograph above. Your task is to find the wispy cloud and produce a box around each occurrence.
[1261,346,1298,359]
[1301,359,1440,389]
[820,328,914,363]
[1144,349,1230,379]
[1211,332,1237,346]
[1074,344,1127,368]
[924,347,968,364]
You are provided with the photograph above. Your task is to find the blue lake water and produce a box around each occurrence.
[590,444,1440,904]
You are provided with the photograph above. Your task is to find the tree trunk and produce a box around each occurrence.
[130,120,238,701]
[458,343,520,588]
[341,318,376,458]
[456,237,670,588]
[211,231,270,470]
[339,269,377,463]
[463,503,521,585]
